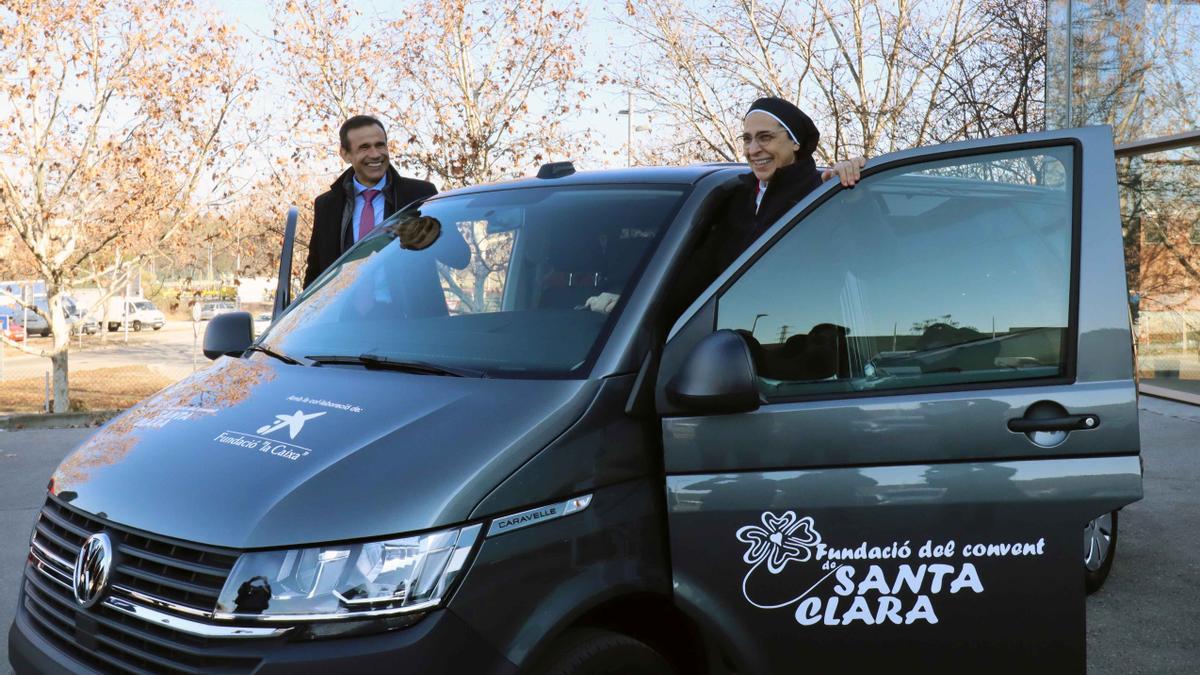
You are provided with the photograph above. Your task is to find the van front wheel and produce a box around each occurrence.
[533,628,674,675]
[1085,510,1118,594]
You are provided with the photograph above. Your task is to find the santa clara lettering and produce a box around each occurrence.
[791,563,983,627]
[794,594,939,626]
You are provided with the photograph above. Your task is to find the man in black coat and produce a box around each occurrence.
[303,115,439,288]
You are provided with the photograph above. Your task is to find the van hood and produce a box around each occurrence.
[51,356,597,549]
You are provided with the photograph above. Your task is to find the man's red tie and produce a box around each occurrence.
[358,188,381,240]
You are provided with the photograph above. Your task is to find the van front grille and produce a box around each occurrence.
[21,496,265,674]
[34,496,238,612]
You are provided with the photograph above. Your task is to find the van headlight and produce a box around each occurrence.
[214,524,481,622]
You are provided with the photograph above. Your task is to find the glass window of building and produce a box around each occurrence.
[1047,0,1200,402]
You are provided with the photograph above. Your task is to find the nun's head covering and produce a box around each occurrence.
[745,97,820,156]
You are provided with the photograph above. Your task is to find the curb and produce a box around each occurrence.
[1140,383,1200,407]
[0,410,122,431]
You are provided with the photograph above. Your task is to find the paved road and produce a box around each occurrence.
[0,321,206,382]
[0,397,1196,672]
[0,427,93,674]
[1087,395,1200,674]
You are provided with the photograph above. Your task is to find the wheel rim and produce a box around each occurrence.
[1083,512,1113,572]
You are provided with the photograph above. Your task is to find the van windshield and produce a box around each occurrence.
[263,185,687,378]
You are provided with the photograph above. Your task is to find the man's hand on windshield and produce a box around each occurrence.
[821,156,867,187]
[583,292,619,314]
[394,216,441,250]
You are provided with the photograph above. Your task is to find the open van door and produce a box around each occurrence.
[272,206,299,319]
[657,127,1140,673]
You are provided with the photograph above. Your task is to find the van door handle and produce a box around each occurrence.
[1007,414,1099,433]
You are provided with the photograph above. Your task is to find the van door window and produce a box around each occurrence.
[716,146,1074,400]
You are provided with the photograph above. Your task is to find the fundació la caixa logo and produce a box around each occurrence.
[735,511,1047,627]
[256,410,325,440]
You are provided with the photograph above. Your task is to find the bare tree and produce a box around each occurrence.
[921,0,1046,141]
[0,0,257,411]
[272,0,397,164]
[610,0,819,164]
[610,0,996,164]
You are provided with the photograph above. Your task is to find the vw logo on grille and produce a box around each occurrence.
[73,532,113,609]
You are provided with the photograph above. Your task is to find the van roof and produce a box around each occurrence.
[431,164,747,200]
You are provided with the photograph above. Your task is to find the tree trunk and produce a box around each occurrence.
[473,260,488,311]
[48,291,71,413]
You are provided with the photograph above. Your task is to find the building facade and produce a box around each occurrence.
[1048,0,1200,401]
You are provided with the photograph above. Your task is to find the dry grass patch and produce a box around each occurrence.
[0,366,174,413]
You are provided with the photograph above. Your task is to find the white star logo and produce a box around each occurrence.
[256,410,326,439]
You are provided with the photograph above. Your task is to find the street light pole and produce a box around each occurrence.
[618,91,634,167]
[626,91,633,166]
[751,313,768,336]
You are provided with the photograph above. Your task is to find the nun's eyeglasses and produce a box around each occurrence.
[740,130,788,147]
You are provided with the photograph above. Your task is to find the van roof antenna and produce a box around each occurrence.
[537,161,575,179]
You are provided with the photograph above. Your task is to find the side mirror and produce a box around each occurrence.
[665,329,761,414]
[203,312,254,360]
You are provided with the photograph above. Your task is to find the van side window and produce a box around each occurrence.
[716,146,1074,400]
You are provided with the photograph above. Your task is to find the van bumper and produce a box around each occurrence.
[9,595,517,675]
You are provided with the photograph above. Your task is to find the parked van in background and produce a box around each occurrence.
[14,307,47,337]
[9,127,1141,674]
[105,298,165,332]
[8,297,98,337]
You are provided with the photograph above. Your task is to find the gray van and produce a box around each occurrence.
[9,127,1141,674]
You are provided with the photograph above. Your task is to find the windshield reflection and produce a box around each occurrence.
[264,186,687,378]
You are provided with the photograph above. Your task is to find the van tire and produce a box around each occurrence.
[1085,510,1118,595]
[534,628,674,675]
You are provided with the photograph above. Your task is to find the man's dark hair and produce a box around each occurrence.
[339,115,387,151]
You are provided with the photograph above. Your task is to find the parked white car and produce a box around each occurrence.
[198,300,237,321]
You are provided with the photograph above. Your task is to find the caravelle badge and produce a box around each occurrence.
[73,532,114,609]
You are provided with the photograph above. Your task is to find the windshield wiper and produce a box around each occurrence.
[246,344,310,366]
[305,353,486,378]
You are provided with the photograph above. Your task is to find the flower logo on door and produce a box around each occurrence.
[736,511,822,574]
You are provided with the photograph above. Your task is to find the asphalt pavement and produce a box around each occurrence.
[1086,395,1200,674]
[0,427,93,674]
[0,397,1196,673]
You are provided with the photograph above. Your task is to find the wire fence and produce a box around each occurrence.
[1136,309,1200,383]
[0,321,201,413]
